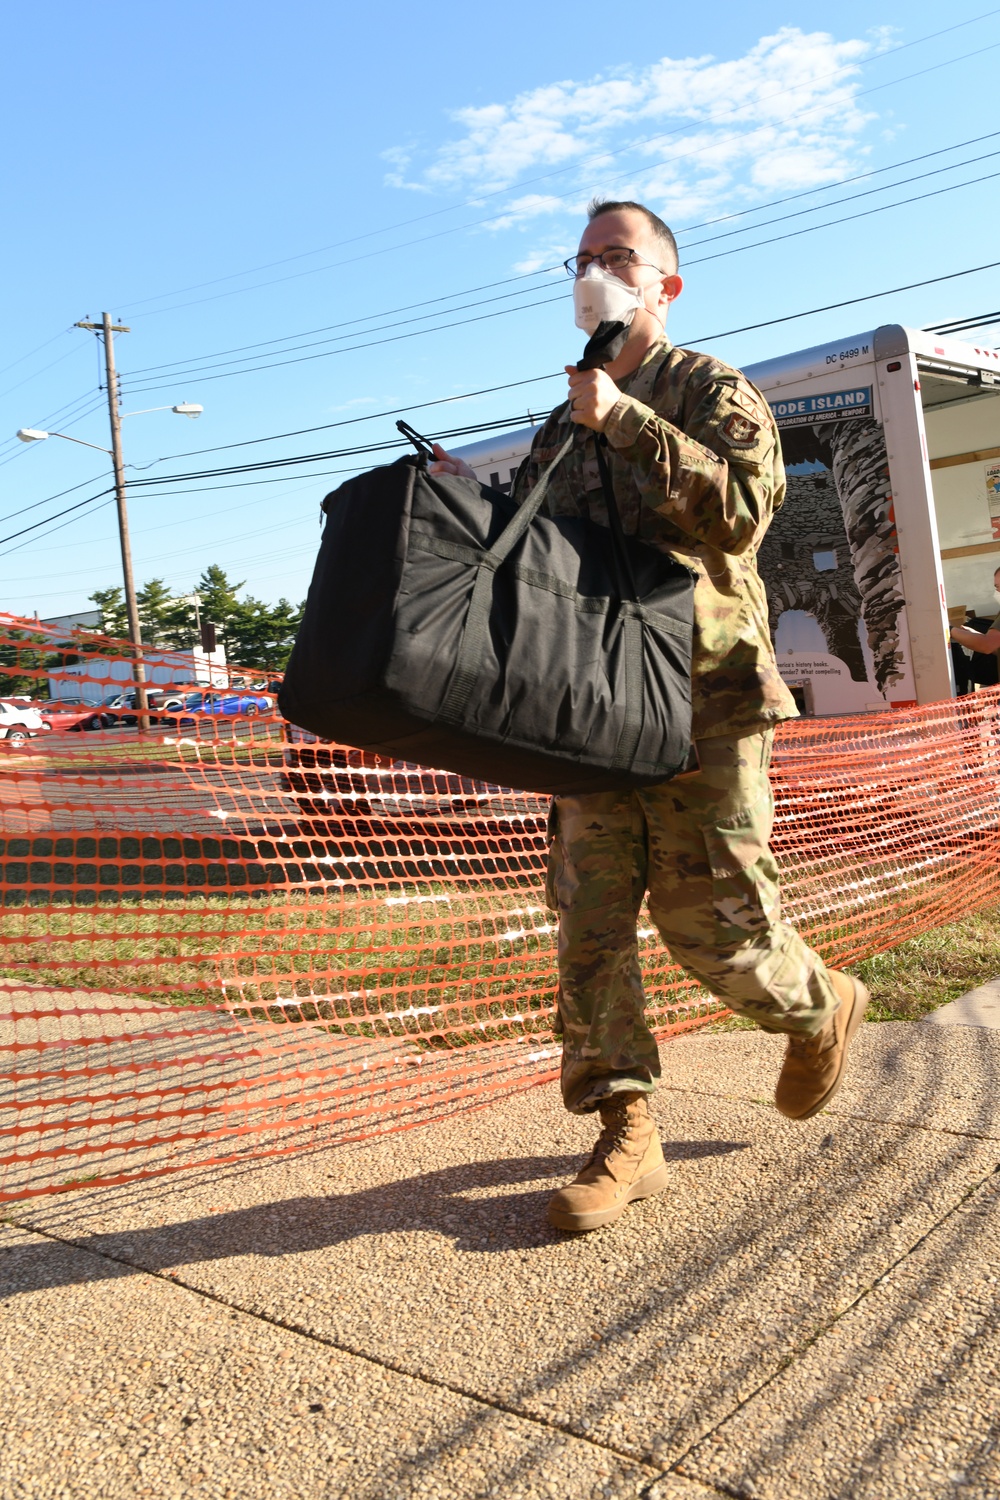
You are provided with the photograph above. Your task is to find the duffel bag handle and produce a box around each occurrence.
[474,433,574,570]
[437,436,573,726]
[593,434,640,606]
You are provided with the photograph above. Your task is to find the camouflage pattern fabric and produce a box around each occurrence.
[513,335,799,741]
[545,731,840,1114]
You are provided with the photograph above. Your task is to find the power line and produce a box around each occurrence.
[11,477,333,579]
[0,470,110,528]
[118,136,1000,397]
[0,328,74,381]
[121,266,563,379]
[684,257,1000,345]
[0,487,115,550]
[0,386,106,455]
[680,144,1000,251]
[124,413,548,489]
[671,127,1000,237]
[685,164,1000,269]
[120,162,1000,401]
[113,251,1000,480]
[9,256,1000,563]
[120,280,567,387]
[120,291,569,397]
[120,127,1000,392]
[0,498,117,563]
[0,415,541,558]
[924,308,1000,333]
[0,390,106,468]
[0,340,85,403]
[132,373,568,464]
[4,8,996,405]
[116,9,1000,320]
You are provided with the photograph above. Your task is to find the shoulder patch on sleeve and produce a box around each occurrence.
[721,412,762,448]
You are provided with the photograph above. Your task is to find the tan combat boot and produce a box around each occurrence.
[774,970,869,1120]
[547,1092,668,1233]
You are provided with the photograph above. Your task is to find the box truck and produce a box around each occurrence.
[452,324,1000,715]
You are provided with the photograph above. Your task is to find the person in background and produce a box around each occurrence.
[950,567,1000,687]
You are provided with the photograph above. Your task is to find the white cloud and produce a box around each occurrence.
[387,28,884,243]
[327,396,379,413]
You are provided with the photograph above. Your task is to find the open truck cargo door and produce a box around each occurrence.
[451,322,1000,718]
[747,323,1000,712]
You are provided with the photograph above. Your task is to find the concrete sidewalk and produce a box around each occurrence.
[3,1019,1000,1500]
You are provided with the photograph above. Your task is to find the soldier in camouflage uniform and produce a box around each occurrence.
[432,199,868,1232]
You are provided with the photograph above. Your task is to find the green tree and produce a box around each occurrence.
[195,565,245,637]
[86,565,302,674]
[160,596,200,652]
[0,628,57,699]
[224,595,303,670]
[89,586,130,640]
[136,578,176,646]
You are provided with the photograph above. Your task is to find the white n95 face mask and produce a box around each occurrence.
[573,262,646,335]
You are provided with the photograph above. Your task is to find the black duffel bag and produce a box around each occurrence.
[279,433,695,795]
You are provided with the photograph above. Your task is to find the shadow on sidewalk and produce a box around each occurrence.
[2,1138,748,1296]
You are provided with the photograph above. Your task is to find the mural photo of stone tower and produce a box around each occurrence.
[758,414,908,708]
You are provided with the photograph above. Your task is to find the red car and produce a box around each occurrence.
[43,701,112,732]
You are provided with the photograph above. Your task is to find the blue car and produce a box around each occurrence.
[164,690,275,725]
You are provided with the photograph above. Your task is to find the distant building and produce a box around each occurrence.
[48,645,229,704]
[40,609,103,632]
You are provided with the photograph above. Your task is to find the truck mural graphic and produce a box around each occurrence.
[759,391,907,698]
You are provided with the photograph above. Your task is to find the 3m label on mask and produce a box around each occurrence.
[770,387,873,428]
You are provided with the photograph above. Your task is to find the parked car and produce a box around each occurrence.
[99,686,208,726]
[99,690,138,726]
[160,690,275,726]
[43,703,113,732]
[0,699,50,746]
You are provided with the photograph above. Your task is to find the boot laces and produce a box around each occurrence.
[787,1024,829,1059]
[590,1101,637,1165]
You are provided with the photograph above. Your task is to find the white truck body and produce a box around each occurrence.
[48,644,229,704]
[452,324,1000,714]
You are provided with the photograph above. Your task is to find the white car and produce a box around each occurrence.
[0,699,48,746]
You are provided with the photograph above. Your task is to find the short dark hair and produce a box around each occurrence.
[587,197,679,275]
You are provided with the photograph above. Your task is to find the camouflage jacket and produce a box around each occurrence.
[512,335,799,741]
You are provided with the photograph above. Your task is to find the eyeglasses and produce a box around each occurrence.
[563,246,666,279]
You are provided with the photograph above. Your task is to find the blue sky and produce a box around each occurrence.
[3,0,1000,623]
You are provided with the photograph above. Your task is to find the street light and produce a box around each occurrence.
[17,312,204,732]
[16,428,111,452]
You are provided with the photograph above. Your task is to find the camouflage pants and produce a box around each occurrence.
[545,730,839,1114]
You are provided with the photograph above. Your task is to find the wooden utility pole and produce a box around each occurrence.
[75,314,150,730]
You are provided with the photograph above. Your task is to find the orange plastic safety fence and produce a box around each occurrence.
[2,613,999,1200]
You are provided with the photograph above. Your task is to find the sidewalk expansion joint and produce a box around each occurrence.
[7,1214,664,1479]
[14,1157,998,1498]
[640,1158,1000,1498]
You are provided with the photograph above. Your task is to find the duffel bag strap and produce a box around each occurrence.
[593,434,639,605]
[479,433,575,567]
[593,434,644,774]
[438,435,573,726]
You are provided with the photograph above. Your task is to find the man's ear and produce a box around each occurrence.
[662,274,683,308]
